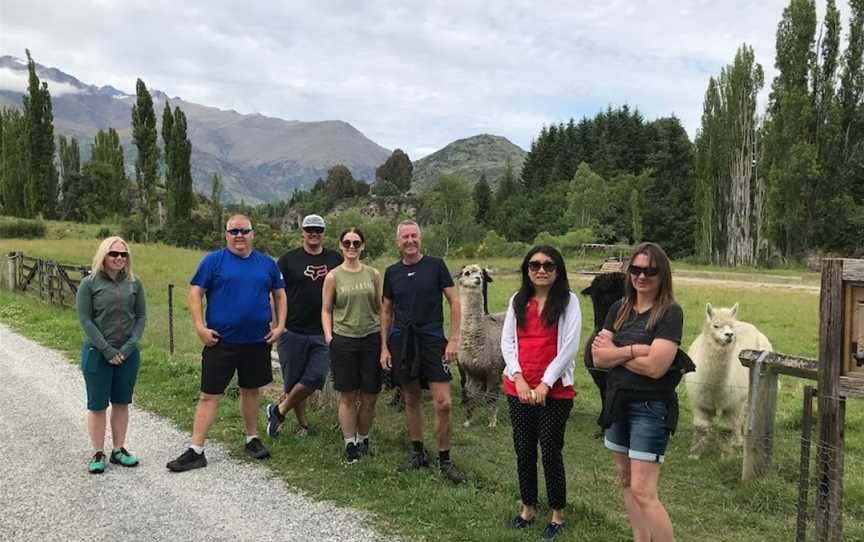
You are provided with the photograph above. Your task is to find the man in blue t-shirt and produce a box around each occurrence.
[167,214,287,472]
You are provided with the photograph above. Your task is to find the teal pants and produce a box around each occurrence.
[81,341,140,411]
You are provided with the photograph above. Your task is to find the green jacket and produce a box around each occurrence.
[76,269,146,360]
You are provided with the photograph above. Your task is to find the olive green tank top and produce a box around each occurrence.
[331,264,380,338]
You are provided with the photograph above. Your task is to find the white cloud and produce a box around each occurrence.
[0,1,851,157]
[0,67,83,97]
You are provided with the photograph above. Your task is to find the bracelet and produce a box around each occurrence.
[629,344,634,360]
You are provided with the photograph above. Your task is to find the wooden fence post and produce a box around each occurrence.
[815,259,845,542]
[6,252,18,290]
[742,351,779,481]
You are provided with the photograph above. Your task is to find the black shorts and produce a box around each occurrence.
[201,342,273,395]
[330,333,382,394]
[388,332,451,388]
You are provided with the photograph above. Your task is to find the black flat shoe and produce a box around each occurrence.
[510,515,534,529]
[542,522,565,539]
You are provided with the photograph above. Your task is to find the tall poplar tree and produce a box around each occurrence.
[90,128,129,215]
[0,108,29,217]
[131,79,160,240]
[58,136,82,220]
[695,44,766,265]
[23,50,58,218]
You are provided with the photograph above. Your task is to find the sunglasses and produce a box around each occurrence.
[227,228,253,236]
[107,251,128,258]
[629,265,659,277]
[341,239,363,249]
[527,260,556,273]
[303,227,325,234]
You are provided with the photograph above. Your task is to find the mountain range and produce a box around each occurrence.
[0,55,525,203]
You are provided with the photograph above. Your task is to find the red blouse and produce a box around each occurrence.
[503,298,575,400]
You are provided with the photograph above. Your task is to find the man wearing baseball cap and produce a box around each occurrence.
[267,214,342,439]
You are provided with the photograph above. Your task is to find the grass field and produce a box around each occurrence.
[0,237,861,541]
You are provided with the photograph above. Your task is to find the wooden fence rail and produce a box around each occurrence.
[5,252,90,308]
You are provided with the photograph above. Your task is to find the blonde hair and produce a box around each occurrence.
[90,236,134,280]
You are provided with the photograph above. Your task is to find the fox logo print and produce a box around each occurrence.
[304,265,329,281]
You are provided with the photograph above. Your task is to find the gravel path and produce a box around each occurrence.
[0,323,393,542]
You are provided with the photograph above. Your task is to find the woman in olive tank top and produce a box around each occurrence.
[321,227,383,464]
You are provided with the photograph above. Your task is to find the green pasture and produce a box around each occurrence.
[0,237,860,541]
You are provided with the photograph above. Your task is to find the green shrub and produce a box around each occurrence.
[0,217,46,239]
[96,227,111,239]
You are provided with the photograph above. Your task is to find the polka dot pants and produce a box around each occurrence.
[507,395,573,510]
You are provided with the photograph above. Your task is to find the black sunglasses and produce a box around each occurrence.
[527,260,556,273]
[107,251,128,258]
[304,227,325,234]
[341,239,362,248]
[227,228,253,236]
[629,265,659,277]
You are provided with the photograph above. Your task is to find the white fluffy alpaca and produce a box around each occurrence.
[685,303,773,459]
[456,264,505,428]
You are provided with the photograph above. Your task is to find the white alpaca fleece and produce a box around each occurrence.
[685,303,773,456]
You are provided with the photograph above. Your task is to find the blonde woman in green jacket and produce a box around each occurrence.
[76,236,146,474]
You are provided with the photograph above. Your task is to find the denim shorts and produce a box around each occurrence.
[276,330,330,391]
[604,400,670,463]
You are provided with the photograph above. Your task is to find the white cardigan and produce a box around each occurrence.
[501,291,582,388]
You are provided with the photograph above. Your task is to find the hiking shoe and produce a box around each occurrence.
[88,451,107,474]
[358,438,373,457]
[345,442,360,464]
[266,403,284,438]
[542,522,565,539]
[294,424,309,439]
[438,459,466,484]
[245,437,271,459]
[166,448,207,472]
[510,515,535,529]
[110,447,139,467]
[397,450,429,472]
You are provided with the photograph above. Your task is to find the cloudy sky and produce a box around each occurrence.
[0,0,847,157]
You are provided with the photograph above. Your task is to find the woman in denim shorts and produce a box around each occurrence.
[591,242,684,542]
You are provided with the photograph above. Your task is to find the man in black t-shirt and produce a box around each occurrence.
[380,220,465,484]
[267,214,343,439]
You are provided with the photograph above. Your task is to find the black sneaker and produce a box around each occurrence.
[266,403,284,438]
[245,437,271,459]
[397,450,429,472]
[542,522,565,539]
[358,438,373,457]
[438,459,466,484]
[345,442,360,464]
[166,448,207,472]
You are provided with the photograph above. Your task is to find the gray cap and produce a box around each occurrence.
[301,214,326,229]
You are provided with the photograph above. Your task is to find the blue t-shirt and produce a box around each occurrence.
[190,249,286,344]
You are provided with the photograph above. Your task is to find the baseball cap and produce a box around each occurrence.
[302,214,326,229]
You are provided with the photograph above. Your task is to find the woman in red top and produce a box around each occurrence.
[501,246,582,539]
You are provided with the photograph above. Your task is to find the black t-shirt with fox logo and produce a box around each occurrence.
[278,247,343,334]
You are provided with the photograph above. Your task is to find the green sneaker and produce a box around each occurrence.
[110,447,140,467]
[89,451,107,474]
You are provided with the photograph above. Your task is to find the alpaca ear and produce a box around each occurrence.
[706,303,714,318]
[731,303,738,317]
[483,268,494,283]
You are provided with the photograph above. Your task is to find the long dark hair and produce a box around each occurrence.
[613,241,674,331]
[514,245,570,328]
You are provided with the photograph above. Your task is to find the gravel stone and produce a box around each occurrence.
[0,323,395,542]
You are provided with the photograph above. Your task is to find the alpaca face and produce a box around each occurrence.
[457,264,486,289]
[705,302,740,347]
